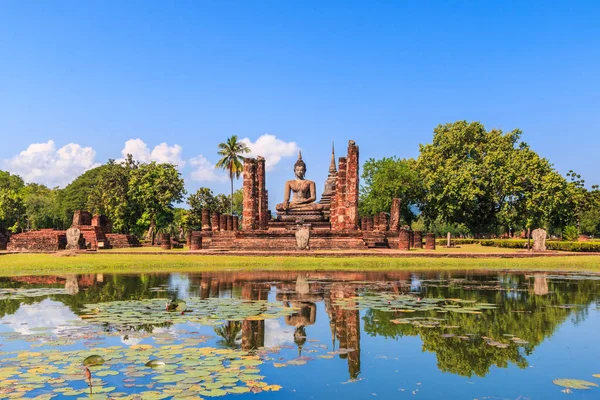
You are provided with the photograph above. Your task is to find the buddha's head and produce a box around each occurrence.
[294,151,306,179]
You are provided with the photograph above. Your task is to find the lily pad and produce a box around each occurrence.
[553,379,599,390]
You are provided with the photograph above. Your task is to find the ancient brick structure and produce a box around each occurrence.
[202,209,211,231]
[226,215,233,231]
[331,141,359,231]
[160,233,171,250]
[72,210,92,226]
[377,212,389,231]
[398,228,411,251]
[91,215,111,233]
[211,212,220,232]
[372,214,380,231]
[256,157,269,230]
[413,231,423,249]
[365,217,373,231]
[409,230,414,249]
[389,198,401,232]
[190,232,202,250]
[220,214,227,231]
[7,230,67,252]
[425,233,436,250]
[104,234,140,248]
[242,158,258,230]
[233,216,239,230]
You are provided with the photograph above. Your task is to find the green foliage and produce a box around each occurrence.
[359,157,421,224]
[128,162,186,240]
[215,135,250,215]
[562,226,578,242]
[87,156,142,233]
[232,188,243,217]
[20,183,62,230]
[187,187,217,229]
[417,121,570,236]
[57,165,108,228]
[0,171,26,232]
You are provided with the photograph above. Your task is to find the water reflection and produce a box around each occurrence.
[1,270,599,387]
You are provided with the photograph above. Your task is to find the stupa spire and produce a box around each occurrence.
[329,142,337,173]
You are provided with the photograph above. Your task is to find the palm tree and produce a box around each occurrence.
[215,135,251,215]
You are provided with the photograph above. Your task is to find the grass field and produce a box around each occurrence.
[1,249,600,276]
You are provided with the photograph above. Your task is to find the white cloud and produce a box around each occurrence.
[240,134,299,171]
[0,299,80,336]
[3,140,99,187]
[189,154,227,183]
[121,139,185,167]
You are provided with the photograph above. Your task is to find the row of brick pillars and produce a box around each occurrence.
[398,230,436,250]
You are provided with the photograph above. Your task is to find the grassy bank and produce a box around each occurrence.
[1,252,600,276]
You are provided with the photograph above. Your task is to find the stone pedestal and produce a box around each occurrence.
[398,228,411,251]
[425,233,436,250]
[190,232,202,250]
[202,209,211,231]
[532,228,547,251]
[413,231,423,249]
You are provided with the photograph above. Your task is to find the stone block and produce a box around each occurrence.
[413,231,423,249]
[389,198,401,232]
[398,228,411,251]
[532,228,547,251]
[425,233,436,250]
[190,232,202,250]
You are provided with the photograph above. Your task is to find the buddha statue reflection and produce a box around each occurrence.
[275,152,324,212]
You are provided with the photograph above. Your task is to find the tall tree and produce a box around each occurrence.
[359,157,422,225]
[87,156,141,233]
[0,171,25,232]
[215,135,250,215]
[187,187,218,229]
[128,162,186,242]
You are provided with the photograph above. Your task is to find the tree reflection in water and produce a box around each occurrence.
[0,270,598,381]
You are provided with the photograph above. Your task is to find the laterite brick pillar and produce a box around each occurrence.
[220,214,228,231]
[413,231,423,249]
[242,158,258,230]
[425,233,436,250]
[398,228,410,251]
[190,232,202,250]
[211,212,220,232]
[202,209,211,231]
[389,198,401,232]
[233,216,239,230]
[226,215,233,231]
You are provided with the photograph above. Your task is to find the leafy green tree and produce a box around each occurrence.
[564,170,599,235]
[232,188,243,217]
[215,135,250,215]
[87,156,141,233]
[57,165,109,228]
[214,194,232,215]
[0,171,25,232]
[359,157,422,225]
[128,162,186,242]
[187,188,217,229]
[21,183,62,230]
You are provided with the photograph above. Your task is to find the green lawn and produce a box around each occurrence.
[1,251,600,276]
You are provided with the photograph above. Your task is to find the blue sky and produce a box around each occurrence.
[1,1,599,206]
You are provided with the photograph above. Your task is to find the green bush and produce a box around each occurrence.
[562,226,578,242]
[546,241,600,252]
[480,239,528,249]
[434,238,480,245]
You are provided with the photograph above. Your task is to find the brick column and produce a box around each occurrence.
[372,214,380,231]
[366,217,373,231]
[344,140,359,230]
[190,232,202,250]
[378,212,389,231]
[257,157,268,230]
[226,215,233,231]
[232,216,239,230]
[425,233,436,250]
[332,157,347,231]
[160,233,171,250]
[413,231,423,249]
[398,228,410,251]
[361,217,368,230]
[389,198,401,232]
[211,212,220,232]
[220,214,228,231]
[409,230,414,248]
[202,209,211,231]
[242,158,258,231]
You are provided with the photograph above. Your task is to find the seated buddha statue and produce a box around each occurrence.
[276,152,324,213]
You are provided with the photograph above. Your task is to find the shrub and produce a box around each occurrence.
[562,226,578,242]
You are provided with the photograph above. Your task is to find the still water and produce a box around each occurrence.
[1,270,600,399]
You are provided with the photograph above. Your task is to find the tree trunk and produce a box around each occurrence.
[230,177,234,216]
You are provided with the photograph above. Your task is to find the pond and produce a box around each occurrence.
[1,269,600,399]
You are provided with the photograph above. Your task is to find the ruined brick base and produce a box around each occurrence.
[6,230,67,252]
[105,234,141,248]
